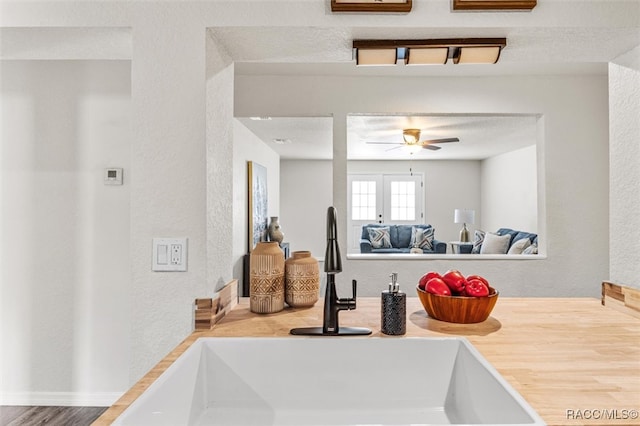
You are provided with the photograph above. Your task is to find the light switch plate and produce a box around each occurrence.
[152,238,188,272]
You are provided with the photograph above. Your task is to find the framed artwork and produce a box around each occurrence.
[248,161,268,252]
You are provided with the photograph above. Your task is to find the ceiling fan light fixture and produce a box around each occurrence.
[356,48,398,66]
[454,46,502,64]
[405,47,449,65]
[402,129,421,145]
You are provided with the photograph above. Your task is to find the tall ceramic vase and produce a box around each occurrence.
[268,216,284,245]
[250,241,285,314]
[285,251,320,308]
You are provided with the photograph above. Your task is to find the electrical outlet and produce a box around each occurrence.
[170,244,182,265]
[152,238,187,272]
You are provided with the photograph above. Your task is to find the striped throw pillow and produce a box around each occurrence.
[410,226,434,251]
[368,227,391,249]
[472,230,485,254]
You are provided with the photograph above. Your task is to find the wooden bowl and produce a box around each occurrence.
[416,285,499,324]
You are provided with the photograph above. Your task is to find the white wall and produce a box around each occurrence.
[609,46,640,288]
[347,160,482,244]
[423,161,482,243]
[232,119,280,290]
[129,17,208,388]
[0,0,629,410]
[207,33,235,294]
[235,74,610,297]
[280,160,332,259]
[1,60,131,405]
[481,145,538,234]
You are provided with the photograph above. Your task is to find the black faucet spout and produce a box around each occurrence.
[324,207,342,274]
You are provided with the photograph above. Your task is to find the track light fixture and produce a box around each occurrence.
[353,38,507,66]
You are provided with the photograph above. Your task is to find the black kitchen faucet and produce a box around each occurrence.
[290,206,371,336]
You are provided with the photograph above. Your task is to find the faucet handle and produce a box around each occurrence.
[338,279,358,310]
[352,279,357,301]
[348,279,358,310]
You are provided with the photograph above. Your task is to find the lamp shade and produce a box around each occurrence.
[356,48,397,66]
[454,208,475,224]
[454,46,502,64]
[405,47,449,65]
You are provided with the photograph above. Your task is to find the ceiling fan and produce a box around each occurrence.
[366,128,460,151]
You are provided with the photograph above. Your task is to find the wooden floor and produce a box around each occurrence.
[0,406,107,426]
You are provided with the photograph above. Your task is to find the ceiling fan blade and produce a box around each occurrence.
[421,137,460,144]
[385,146,404,152]
[422,144,442,151]
[365,141,404,145]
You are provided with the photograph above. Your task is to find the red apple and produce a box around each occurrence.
[418,271,442,290]
[425,277,451,296]
[442,270,467,294]
[467,274,489,288]
[464,279,490,297]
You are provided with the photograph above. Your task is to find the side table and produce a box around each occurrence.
[449,241,474,254]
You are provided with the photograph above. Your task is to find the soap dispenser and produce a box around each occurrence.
[381,272,406,335]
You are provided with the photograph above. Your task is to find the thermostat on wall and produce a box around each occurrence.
[104,168,123,185]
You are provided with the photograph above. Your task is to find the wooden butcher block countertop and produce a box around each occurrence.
[95,297,640,425]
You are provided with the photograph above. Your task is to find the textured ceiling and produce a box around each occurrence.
[347,114,538,160]
[214,25,640,67]
[238,117,334,160]
[236,114,538,161]
[3,1,633,160]
[221,3,638,160]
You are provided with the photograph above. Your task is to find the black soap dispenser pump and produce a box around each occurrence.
[381,272,406,335]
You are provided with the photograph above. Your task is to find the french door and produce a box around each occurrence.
[347,173,424,252]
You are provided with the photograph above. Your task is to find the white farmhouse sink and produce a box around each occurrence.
[113,337,545,426]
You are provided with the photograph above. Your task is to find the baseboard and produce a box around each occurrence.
[0,391,122,407]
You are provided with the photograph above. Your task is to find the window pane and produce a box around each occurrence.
[367,206,376,220]
[390,180,416,221]
[351,180,376,221]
